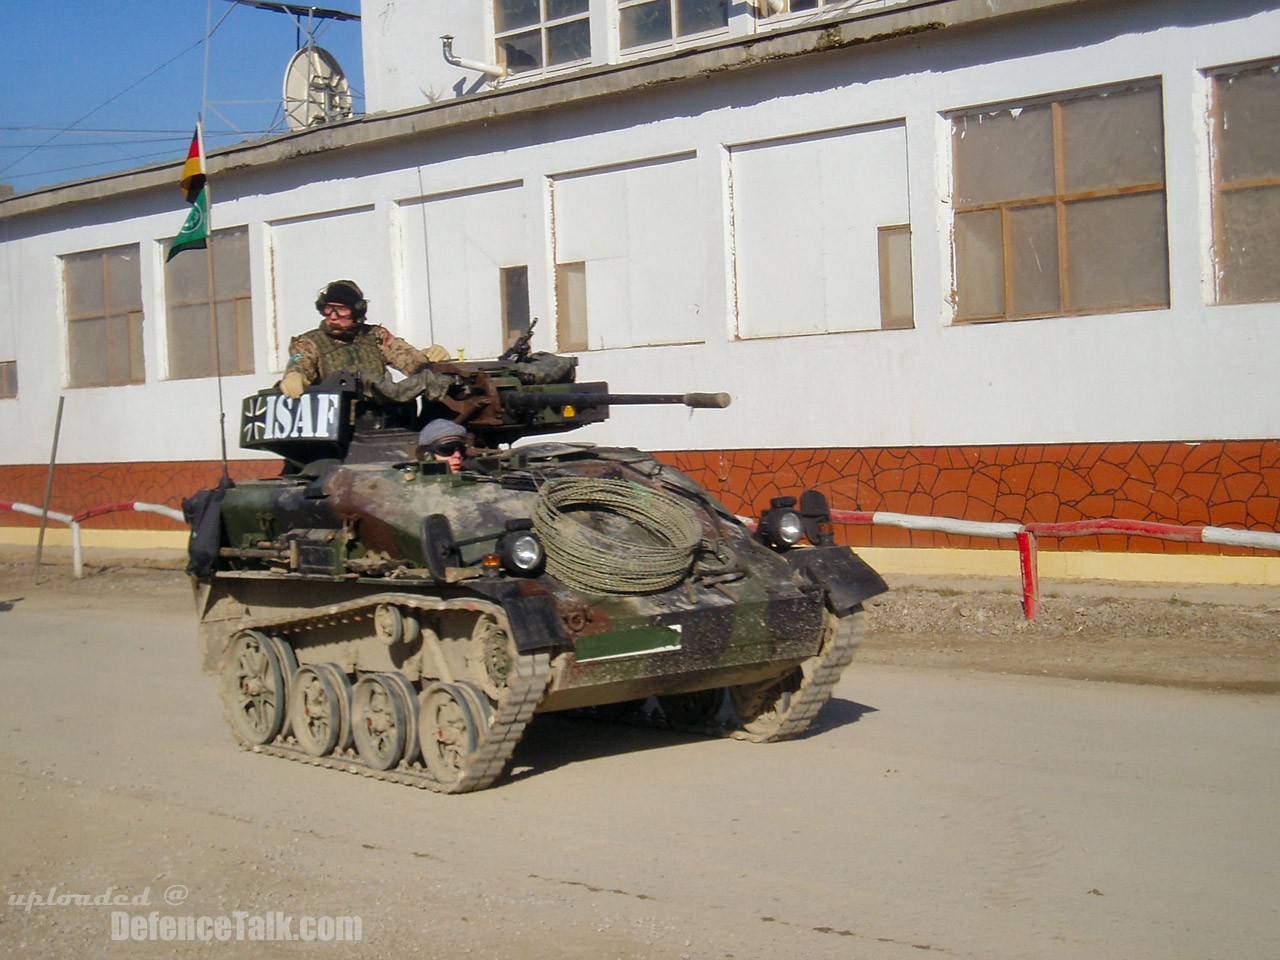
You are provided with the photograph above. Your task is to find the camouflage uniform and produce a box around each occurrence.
[285,324,430,386]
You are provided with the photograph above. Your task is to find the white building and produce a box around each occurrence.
[2,0,1278,583]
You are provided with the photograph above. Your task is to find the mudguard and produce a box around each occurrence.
[784,545,888,616]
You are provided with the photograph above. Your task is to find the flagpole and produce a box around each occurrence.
[200,2,230,484]
[197,119,231,484]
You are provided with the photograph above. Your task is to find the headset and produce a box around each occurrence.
[314,279,368,320]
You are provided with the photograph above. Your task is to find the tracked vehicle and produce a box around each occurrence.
[187,339,886,793]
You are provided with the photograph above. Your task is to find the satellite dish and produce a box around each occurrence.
[282,45,353,131]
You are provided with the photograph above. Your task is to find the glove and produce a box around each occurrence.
[280,371,306,399]
[422,343,451,363]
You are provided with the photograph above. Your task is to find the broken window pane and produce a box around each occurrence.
[496,0,590,72]
[499,29,542,72]
[1065,192,1169,312]
[621,2,672,48]
[548,0,589,18]
[953,106,1054,205]
[495,0,540,33]
[955,209,1005,320]
[1006,203,1060,317]
[677,0,728,35]
[547,18,591,65]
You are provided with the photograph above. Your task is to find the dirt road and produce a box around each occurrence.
[1,565,1278,959]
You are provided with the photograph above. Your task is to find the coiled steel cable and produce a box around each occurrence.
[533,477,703,594]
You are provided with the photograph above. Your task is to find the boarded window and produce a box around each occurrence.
[164,226,254,379]
[0,360,16,399]
[63,245,145,387]
[878,225,914,329]
[619,0,728,49]
[398,182,526,359]
[951,83,1169,321]
[555,261,588,352]
[1210,60,1280,304]
[495,0,591,73]
[550,154,704,351]
[500,265,532,351]
[730,122,911,338]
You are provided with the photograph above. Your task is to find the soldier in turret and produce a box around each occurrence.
[417,419,468,473]
[279,279,450,399]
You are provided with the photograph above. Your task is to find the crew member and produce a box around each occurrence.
[280,279,450,398]
[417,419,468,473]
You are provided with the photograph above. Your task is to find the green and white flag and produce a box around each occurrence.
[166,124,208,262]
[167,183,209,261]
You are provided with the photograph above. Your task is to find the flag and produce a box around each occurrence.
[167,185,209,262]
[167,123,209,262]
[178,124,206,203]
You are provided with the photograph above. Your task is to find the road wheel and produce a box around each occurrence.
[220,631,287,746]
[419,682,478,785]
[288,665,341,757]
[352,674,407,771]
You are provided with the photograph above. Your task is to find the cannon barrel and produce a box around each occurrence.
[502,390,731,412]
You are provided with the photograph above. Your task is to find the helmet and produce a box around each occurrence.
[315,279,368,320]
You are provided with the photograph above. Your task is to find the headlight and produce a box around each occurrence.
[758,496,805,550]
[764,510,804,549]
[498,531,545,575]
[775,510,803,545]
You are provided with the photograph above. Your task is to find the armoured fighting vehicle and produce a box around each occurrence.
[186,336,887,793]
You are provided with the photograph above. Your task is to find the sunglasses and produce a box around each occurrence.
[430,440,466,456]
[321,304,354,317]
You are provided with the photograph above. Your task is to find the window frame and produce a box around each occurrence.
[1206,57,1280,305]
[949,80,1170,323]
[62,244,146,388]
[494,0,592,75]
[499,264,532,352]
[162,224,255,380]
[0,360,16,399]
[617,0,730,52]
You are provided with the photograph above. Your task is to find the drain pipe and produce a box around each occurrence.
[440,35,507,81]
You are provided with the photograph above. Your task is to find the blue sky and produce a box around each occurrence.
[0,0,364,194]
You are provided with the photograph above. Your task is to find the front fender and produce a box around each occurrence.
[783,546,888,616]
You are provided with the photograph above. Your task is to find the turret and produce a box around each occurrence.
[239,343,729,468]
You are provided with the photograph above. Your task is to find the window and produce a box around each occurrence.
[0,360,16,399]
[495,0,591,74]
[500,265,532,351]
[1209,60,1280,304]
[396,183,526,359]
[164,226,254,379]
[878,225,914,329]
[63,245,145,387]
[555,261,588,351]
[951,83,1169,321]
[764,0,832,13]
[729,122,910,338]
[550,154,705,351]
[619,0,728,49]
